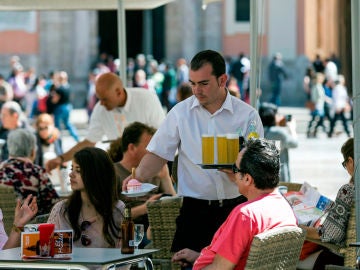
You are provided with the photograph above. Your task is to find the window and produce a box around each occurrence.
[236,0,250,22]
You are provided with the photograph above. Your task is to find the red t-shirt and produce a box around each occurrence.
[193,192,298,270]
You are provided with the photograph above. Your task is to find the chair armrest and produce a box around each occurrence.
[306,237,342,256]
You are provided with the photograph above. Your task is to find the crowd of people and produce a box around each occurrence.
[304,54,352,138]
[0,50,354,270]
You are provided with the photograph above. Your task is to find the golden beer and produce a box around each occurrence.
[227,134,239,163]
[217,135,228,164]
[202,135,214,164]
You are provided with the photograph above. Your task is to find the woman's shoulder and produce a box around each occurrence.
[113,200,126,220]
[51,199,67,213]
[335,182,355,205]
[114,200,126,212]
[338,182,355,193]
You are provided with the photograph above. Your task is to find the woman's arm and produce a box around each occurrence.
[3,195,38,249]
[298,224,320,240]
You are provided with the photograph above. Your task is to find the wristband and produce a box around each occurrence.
[12,224,24,233]
[317,226,323,237]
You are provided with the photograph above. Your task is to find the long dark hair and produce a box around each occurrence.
[341,138,354,183]
[65,147,120,246]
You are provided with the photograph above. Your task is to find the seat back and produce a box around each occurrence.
[0,184,17,235]
[146,197,182,270]
[245,226,306,270]
[339,203,356,267]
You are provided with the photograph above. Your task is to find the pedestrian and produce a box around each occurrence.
[268,52,287,106]
[45,72,165,172]
[306,72,326,138]
[328,75,351,138]
[50,71,80,143]
[122,50,264,265]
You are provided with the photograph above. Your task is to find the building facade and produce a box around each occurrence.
[0,0,350,107]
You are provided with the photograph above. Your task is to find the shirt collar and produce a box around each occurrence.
[190,89,234,114]
[115,88,130,113]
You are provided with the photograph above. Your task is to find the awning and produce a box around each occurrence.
[0,0,175,85]
[0,0,175,10]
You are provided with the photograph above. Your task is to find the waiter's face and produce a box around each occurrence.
[189,63,227,111]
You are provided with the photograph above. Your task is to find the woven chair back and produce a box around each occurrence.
[147,197,182,270]
[0,184,17,235]
[245,226,306,270]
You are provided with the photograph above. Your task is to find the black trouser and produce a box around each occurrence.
[313,249,344,270]
[171,195,247,253]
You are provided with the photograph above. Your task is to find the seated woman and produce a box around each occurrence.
[298,137,354,269]
[47,147,125,248]
[0,129,59,215]
[0,195,38,249]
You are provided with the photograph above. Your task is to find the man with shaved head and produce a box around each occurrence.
[46,72,165,171]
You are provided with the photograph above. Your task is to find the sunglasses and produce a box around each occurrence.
[342,158,349,169]
[80,220,92,246]
[232,163,244,174]
[38,126,49,131]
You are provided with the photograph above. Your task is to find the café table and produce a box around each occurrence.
[0,247,158,270]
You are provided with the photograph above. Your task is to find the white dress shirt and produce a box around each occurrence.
[147,92,264,200]
[86,88,165,143]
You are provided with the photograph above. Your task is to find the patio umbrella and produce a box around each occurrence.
[0,0,175,86]
[351,0,360,243]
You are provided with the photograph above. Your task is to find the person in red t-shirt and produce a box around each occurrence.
[172,138,297,269]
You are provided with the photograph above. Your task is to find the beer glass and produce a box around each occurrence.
[202,134,214,164]
[217,134,228,164]
[227,134,239,164]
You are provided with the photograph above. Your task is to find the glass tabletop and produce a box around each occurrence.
[0,247,158,266]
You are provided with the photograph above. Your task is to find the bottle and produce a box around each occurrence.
[121,206,135,254]
[247,120,259,140]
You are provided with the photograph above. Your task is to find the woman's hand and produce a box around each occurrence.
[13,195,38,227]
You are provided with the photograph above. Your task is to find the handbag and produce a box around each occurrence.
[305,100,315,111]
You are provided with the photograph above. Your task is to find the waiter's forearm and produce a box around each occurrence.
[136,152,167,181]
[60,139,95,162]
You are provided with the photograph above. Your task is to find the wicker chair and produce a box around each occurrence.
[0,184,17,235]
[245,226,306,270]
[306,203,356,268]
[325,266,356,270]
[146,197,182,270]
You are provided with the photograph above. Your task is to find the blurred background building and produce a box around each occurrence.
[0,0,352,107]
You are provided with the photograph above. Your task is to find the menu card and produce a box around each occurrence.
[283,182,333,226]
[21,225,73,259]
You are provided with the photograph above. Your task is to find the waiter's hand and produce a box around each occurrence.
[219,168,237,183]
[45,156,62,173]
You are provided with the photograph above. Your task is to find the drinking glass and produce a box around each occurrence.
[133,224,144,253]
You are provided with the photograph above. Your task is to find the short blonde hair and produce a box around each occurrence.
[36,113,54,128]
